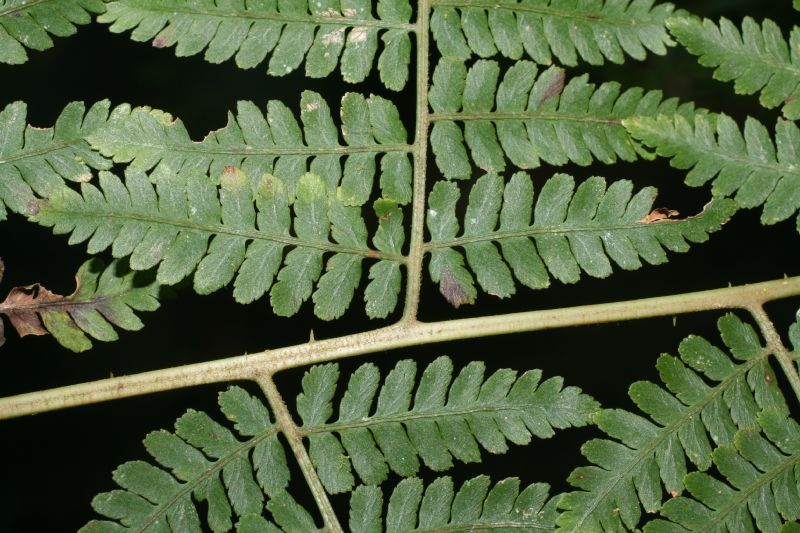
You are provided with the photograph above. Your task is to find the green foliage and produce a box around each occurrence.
[0,0,104,64]
[81,386,304,533]
[668,15,800,120]
[297,355,598,494]
[349,475,559,532]
[4,1,800,532]
[428,57,700,180]
[99,0,413,90]
[30,165,405,320]
[430,0,675,66]
[0,100,111,221]
[88,91,412,207]
[645,408,800,532]
[558,313,789,532]
[0,258,160,352]
[626,113,800,232]
[426,172,735,307]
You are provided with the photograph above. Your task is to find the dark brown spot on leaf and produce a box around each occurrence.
[539,69,566,104]
[440,269,469,308]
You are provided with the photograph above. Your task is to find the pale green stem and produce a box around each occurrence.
[1,276,799,420]
[402,0,432,321]
[748,304,800,402]
[256,373,343,533]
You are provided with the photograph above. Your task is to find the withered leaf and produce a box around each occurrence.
[640,207,680,224]
[1,283,61,338]
[0,259,161,352]
[440,269,470,309]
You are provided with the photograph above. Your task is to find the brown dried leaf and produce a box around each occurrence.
[640,208,680,224]
[1,283,65,339]
[440,269,470,308]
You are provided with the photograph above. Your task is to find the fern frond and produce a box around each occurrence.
[425,173,735,308]
[0,100,111,221]
[558,313,789,532]
[625,113,800,231]
[296,356,598,494]
[0,258,160,352]
[0,0,104,64]
[81,386,305,533]
[430,0,675,66]
[31,165,406,319]
[98,0,413,90]
[668,15,800,120]
[428,58,700,180]
[644,408,800,533]
[89,91,412,206]
[349,476,559,532]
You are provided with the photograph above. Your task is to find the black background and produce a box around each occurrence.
[1,1,799,530]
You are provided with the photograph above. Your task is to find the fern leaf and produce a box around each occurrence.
[88,91,412,206]
[558,313,789,532]
[98,0,413,90]
[668,15,800,120]
[349,476,559,532]
[644,408,800,533]
[425,173,735,307]
[30,165,405,319]
[0,0,104,64]
[81,386,307,533]
[0,100,111,221]
[0,258,160,352]
[296,355,599,494]
[428,58,700,180]
[430,0,675,66]
[625,113,800,231]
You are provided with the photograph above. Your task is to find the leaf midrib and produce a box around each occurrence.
[300,401,564,435]
[110,1,415,31]
[134,426,279,533]
[0,139,85,166]
[39,203,406,262]
[424,218,698,250]
[696,32,800,81]
[0,0,50,18]
[430,0,656,25]
[566,348,769,531]
[0,292,117,314]
[106,140,413,158]
[429,111,622,126]
[413,520,554,531]
[697,447,800,530]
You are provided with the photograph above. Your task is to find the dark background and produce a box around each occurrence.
[1,1,799,530]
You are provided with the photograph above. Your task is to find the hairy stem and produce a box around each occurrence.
[748,304,800,402]
[257,373,343,533]
[1,276,799,420]
[402,0,432,320]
